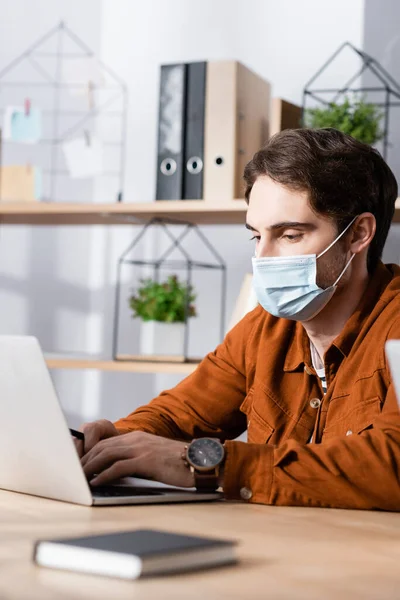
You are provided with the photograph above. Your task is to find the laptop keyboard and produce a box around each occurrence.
[91,485,164,497]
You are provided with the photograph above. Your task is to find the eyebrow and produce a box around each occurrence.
[245,222,257,231]
[245,221,316,232]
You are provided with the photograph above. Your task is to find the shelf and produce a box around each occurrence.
[45,356,200,374]
[1,198,400,225]
[0,200,248,226]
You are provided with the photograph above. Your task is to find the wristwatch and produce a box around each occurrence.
[185,438,225,492]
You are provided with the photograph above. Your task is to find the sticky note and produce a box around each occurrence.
[3,106,42,144]
[0,165,42,201]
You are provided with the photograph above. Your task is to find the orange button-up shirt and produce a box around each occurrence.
[114,262,400,510]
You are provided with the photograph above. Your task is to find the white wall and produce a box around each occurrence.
[97,0,368,404]
[236,0,365,104]
[4,0,394,428]
[0,0,104,426]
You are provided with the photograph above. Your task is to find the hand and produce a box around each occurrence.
[73,419,120,458]
[81,431,195,488]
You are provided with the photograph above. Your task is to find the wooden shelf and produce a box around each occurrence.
[1,199,400,225]
[0,200,248,226]
[45,356,200,374]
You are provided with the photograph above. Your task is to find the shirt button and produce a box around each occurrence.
[346,430,353,436]
[304,365,313,375]
[240,487,253,501]
[310,398,321,409]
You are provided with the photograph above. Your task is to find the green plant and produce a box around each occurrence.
[129,275,197,323]
[304,96,384,144]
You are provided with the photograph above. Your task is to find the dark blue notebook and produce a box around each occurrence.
[34,528,237,579]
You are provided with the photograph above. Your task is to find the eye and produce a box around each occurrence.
[282,233,303,242]
[249,235,261,242]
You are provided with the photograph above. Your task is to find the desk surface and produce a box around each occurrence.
[1,490,400,600]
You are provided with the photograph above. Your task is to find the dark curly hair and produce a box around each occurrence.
[243,128,398,273]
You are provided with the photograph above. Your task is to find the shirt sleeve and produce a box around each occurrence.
[113,308,262,441]
[223,383,400,511]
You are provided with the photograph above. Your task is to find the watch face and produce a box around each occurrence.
[187,438,224,470]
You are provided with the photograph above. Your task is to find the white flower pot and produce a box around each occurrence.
[140,321,186,358]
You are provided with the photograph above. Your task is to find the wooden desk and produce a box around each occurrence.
[1,490,400,600]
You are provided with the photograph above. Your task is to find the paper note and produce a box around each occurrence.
[62,135,103,178]
[0,165,42,202]
[3,106,42,144]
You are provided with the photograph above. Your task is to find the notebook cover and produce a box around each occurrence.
[35,529,236,558]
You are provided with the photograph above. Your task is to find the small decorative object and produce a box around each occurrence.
[302,41,400,159]
[304,96,384,145]
[0,21,127,203]
[113,217,226,363]
[129,275,197,357]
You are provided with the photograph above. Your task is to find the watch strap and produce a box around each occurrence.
[191,467,219,492]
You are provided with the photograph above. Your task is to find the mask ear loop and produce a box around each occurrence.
[319,215,358,286]
[317,216,358,260]
[332,252,356,286]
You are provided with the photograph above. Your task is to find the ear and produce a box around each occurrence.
[348,213,376,255]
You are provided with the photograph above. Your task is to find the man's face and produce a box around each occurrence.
[247,176,351,289]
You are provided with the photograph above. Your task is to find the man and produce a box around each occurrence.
[79,128,400,510]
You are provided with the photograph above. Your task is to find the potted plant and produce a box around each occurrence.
[129,275,197,358]
[304,96,384,145]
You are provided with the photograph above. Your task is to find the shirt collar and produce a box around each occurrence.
[283,321,310,372]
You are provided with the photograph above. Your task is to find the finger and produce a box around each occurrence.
[86,429,142,450]
[81,436,120,468]
[83,446,135,480]
[83,420,120,454]
[81,430,142,468]
[90,458,140,486]
[81,423,103,454]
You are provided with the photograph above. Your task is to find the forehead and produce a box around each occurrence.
[246,176,323,228]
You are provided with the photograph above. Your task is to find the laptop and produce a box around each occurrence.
[0,336,221,506]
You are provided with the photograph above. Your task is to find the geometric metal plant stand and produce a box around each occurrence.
[302,41,400,160]
[112,218,227,362]
[0,21,127,203]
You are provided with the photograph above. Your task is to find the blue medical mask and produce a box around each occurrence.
[251,217,357,322]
